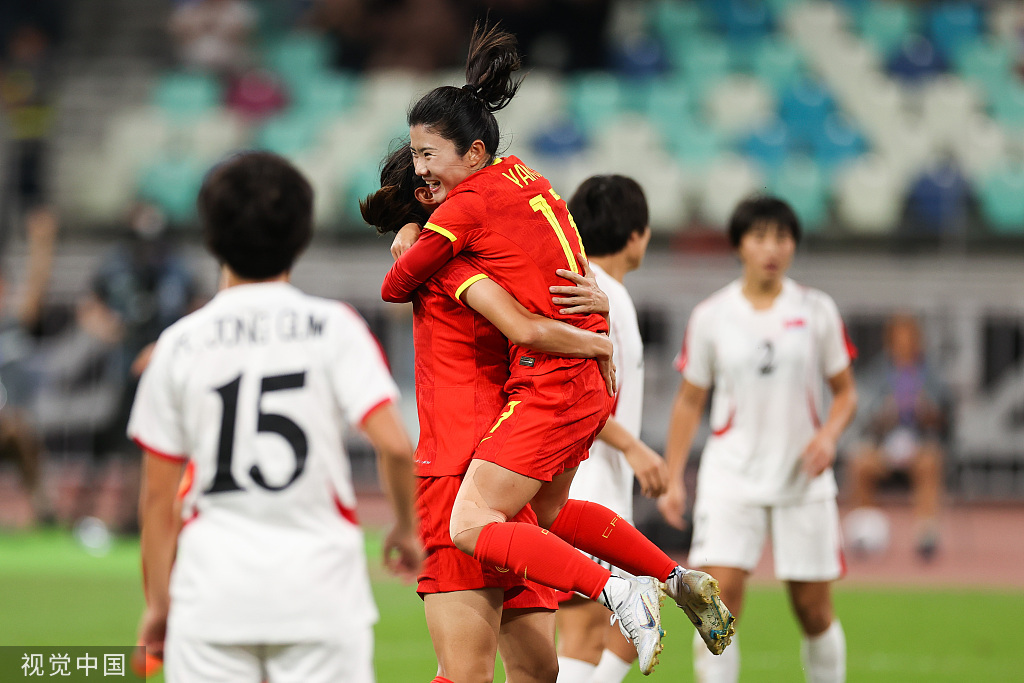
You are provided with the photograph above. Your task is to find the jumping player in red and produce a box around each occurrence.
[363,145,616,683]
[380,24,735,674]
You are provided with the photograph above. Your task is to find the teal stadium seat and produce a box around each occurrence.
[858,1,916,57]
[642,79,697,137]
[990,81,1024,131]
[290,72,357,122]
[152,72,221,122]
[666,117,724,171]
[267,33,333,86]
[979,167,1024,234]
[137,158,205,225]
[674,36,732,99]
[753,37,804,93]
[649,0,709,51]
[954,39,1014,101]
[771,155,830,231]
[342,163,385,230]
[256,113,321,156]
[568,72,625,133]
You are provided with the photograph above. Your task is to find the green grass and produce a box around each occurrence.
[1,528,1022,681]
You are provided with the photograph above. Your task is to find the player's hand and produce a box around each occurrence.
[623,441,668,498]
[391,223,422,260]
[549,253,609,316]
[136,606,167,662]
[657,480,687,530]
[383,524,423,582]
[598,356,616,395]
[801,431,836,478]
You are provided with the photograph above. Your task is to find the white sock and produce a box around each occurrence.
[693,630,739,683]
[801,620,846,683]
[591,649,632,683]
[556,656,596,682]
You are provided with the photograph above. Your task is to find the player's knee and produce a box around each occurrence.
[793,601,832,636]
[449,500,507,555]
[505,652,558,683]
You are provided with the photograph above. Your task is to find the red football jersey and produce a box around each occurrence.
[381,155,607,371]
[412,256,510,477]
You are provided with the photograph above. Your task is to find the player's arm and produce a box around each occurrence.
[658,379,709,529]
[598,417,668,498]
[802,367,858,477]
[549,253,609,317]
[17,209,57,330]
[461,277,616,394]
[360,402,422,579]
[380,229,456,303]
[137,452,186,659]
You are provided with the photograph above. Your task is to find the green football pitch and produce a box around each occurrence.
[1,528,1021,682]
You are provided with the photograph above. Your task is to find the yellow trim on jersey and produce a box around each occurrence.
[492,157,503,165]
[455,273,489,300]
[424,222,457,242]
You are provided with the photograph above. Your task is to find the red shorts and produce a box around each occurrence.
[416,475,557,610]
[473,360,613,482]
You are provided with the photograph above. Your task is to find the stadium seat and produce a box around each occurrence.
[675,36,732,98]
[717,0,773,43]
[152,72,222,122]
[568,72,625,133]
[770,155,830,230]
[887,34,947,83]
[267,33,333,86]
[665,117,725,172]
[698,154,765,227]
[919,76,982,148]
[704,75,775,139]
[990,81,1024,131]
[952,38,1013,99]
[290,72,358,122]
[858,0,916,58]
[752,37,805,93]
[927,2,982,62]
[978,166,1024,234]
[497,69,569,142]
[104,107,172,175]
[531,120,588,158]
[780,78,836,147]
[136,157,205,225]
[952,113,1011,179]
[186,110,249,165]
[611,35,670,79]
[741,119,790,170]
[255,113,321,156]
[834,155,904,234]
[905,160,970,234]
[649,0,709,53]
[642,79,698,136]
[811,114,866,172]
[625,153,691,232]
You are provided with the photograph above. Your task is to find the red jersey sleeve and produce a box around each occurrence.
[379,192,487,303]
[433,257,489,306]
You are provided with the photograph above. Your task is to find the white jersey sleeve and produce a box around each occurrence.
[812,291,855,379]
[330,305,400,428]
[128,329,187,461]
[675,302,715,389]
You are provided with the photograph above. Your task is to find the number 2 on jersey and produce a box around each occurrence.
[530,191,586,273]
[206,371,309,494]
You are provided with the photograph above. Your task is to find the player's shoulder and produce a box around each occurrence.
[693,281,740,319]
[786,279,839,314]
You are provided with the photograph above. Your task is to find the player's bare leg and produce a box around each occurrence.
[557,595,612,667]
[498,607,558,683]
[787,580,845,683]
[910,442,942,559]
[424,588,504,683]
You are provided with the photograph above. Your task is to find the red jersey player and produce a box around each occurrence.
[378,24,735,674]
[363,145,617,683]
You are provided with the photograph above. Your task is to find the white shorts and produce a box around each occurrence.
[568,449,634,525]
[688,493,844,582]
[164,628,374,683]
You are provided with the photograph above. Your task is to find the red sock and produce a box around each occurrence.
[549,499,677,581]
[473,521,611,600]
[431,678,454,683]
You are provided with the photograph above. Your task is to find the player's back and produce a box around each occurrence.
[436,155,607,352]
[129,281,396,642]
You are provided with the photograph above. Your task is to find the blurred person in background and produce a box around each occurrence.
[845,313,947,561]
[0,21,58,253]
[555,175,668,683]
[660,196,858,683]
[0,211,56,525]
[71,201,202,533]
[169,0,257,77]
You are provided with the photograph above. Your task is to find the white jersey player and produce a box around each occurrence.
[660,196,858,683]
[557,175,670,683]
[131,152,420,683]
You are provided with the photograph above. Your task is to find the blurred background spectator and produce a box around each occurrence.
[169,0,257,77]
[846,314,949,560]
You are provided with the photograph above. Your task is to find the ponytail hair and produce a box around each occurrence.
[360,142,430,235]
[408,21,522,156]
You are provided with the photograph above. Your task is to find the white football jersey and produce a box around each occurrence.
[569,263,644,522]
[128,282,399,643]
[674,278,853,505]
